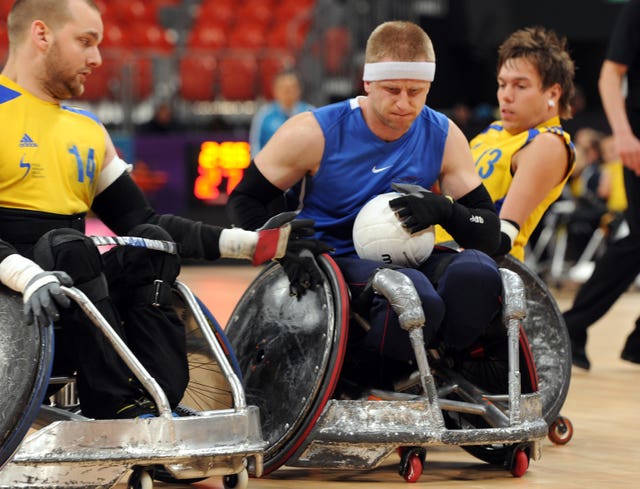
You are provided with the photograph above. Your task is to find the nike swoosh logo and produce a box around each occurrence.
[372,165,392,174]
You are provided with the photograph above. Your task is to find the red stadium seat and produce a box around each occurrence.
[236,2,273,30]
[275,0,316,21]
[187,24,227,50]
[323,26,351,75]
[0,2,12,18]
[131,56,154,100]
[218,55,258,101]
[179,53,217,101]
[227,23,265,50]
[265,21,309,52]
[130,22,175,53]
[116,0,158,25]
[101,24,130,49]
[196,1,236,28]
[78,55,122,101]
[79,69,112,101]
[259,52,295,99]
[0,22,7,49]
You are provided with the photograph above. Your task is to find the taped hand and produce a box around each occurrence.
[257,212,333,298]
[389,182,454,233]
[23,271,73,326]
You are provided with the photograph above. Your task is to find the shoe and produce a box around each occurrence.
[173,404,199,417]
[621,350,640,364]
[115,397,158,418]
[570,335,590,371]
[621,324,640,365]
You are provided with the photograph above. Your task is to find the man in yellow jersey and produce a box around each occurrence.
[0,0,324,419]
[437,27,576,262]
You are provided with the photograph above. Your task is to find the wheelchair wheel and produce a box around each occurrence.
[0,286,54,470]
[496,255,571,424]
[172,291,242,413]
[225,254,350,475]
[150,292,243,485]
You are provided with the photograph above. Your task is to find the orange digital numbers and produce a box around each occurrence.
[194,141,250,202]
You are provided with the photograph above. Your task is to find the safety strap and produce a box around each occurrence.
[130,279,174,307]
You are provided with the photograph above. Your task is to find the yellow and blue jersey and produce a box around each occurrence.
[0,74,106,216]
[438,116,575,261]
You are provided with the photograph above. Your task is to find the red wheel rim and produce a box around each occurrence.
[548,416,574,445]
[510,449,529,477]
[403,454,423,483]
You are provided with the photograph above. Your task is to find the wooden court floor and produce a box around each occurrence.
[111,264,640,489]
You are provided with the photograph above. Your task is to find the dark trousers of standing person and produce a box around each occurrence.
[565,111,640,368]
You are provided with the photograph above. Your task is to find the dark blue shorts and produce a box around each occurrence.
[335,248,502,364]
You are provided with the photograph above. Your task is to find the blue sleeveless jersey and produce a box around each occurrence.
[294,97,449,256]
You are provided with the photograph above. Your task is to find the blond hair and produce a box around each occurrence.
[365,21,435,64]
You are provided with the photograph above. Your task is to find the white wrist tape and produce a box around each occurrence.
[500,219,520,248]
[363,61,436,81]
[0,254,45,297]
[219,228,258,260]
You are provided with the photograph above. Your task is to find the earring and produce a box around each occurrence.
[548,99,556,107]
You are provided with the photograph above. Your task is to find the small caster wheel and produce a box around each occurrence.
[128,468,153,489]
[510,447,529,478]
[548,415,574,445]
[223,468,249,489]
[398,446,426,483]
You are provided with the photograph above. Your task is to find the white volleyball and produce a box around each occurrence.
[352,192,435,267]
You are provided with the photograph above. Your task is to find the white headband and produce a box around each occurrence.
[362,61,436,82]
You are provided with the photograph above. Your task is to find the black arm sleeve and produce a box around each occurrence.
[92,172,223,260]
[226,160,286,230]
[443,184,500,255]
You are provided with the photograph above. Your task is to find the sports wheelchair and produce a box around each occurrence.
[0,240,265,489]
[224,253,573,483]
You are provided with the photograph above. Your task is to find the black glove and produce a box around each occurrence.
[259,212,334,298]
[23,271,73,326]
[389,182,454,233]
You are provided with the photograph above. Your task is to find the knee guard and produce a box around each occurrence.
[33,228,109,302]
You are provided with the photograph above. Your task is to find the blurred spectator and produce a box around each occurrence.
[597,134,628,213]
[249,69,313,158]
[138,102,183,133]
[565,127,607,262]
[449,101,490,140]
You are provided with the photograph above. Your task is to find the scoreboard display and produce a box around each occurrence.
[186,140,251,208]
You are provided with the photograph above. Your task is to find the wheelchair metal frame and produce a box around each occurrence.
[0,281,266,489]
[283,267,547,477]
[225,255,566,482]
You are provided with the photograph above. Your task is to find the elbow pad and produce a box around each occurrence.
[226,160,285,230]
[443,184,500,255]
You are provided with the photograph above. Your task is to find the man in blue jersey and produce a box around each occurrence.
[228,21,503,391]
[249,69,314,158]
[0,0,320,419]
